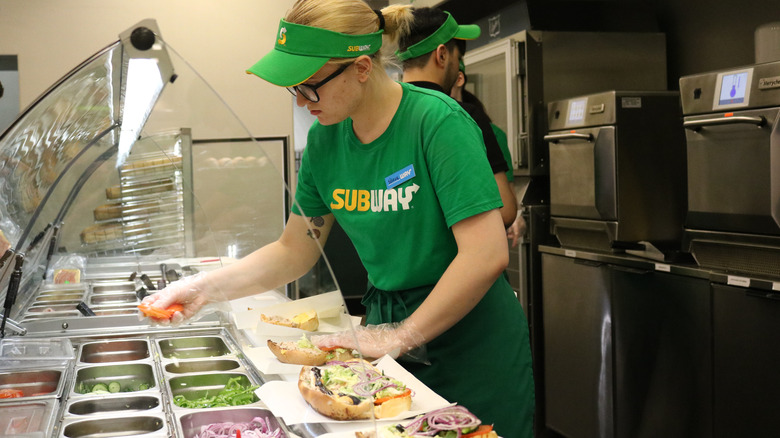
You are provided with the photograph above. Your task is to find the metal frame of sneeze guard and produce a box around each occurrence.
[0,19,176,330]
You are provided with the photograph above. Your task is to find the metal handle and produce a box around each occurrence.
[683,115,766,131]
[746,290,780,301]
[76,301,96,317]
[543,132,594,143]
[609,264,652,275]
[0,316,26,336]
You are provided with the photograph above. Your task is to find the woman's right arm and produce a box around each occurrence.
[142,212,334,318]
[207,212,335,298]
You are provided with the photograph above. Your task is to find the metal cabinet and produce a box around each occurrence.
[542,253,612,438]
[712,284,780,437]
[611,266,711,438]
[541,248,712,438]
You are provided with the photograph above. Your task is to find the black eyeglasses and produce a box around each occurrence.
[287,63,351,102]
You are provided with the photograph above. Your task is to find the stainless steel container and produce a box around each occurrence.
[60,413,168,438]
[179,407,287,438]
[0,369,65,402]
[0,399,60,436]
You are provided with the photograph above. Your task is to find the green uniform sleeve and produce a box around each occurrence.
[424,111,503,228]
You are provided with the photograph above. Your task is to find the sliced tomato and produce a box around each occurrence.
[138,303,184,320]
[0,389,23,398]
[463,425,494,438]
[373,388,411,405]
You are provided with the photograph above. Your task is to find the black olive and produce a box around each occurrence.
[337,393,362,405]
[312,368,333,395]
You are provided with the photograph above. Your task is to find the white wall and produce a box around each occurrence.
[0,0,296,138]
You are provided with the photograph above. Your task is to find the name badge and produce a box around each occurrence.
[385,164,415,189]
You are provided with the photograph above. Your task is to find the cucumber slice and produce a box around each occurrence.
[108,381,121,393]
[91,383,108,393]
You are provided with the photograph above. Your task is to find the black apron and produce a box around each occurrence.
[362,275,535,438]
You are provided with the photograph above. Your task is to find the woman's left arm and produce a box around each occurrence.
[312,208,509,358]
[405,208,509,342]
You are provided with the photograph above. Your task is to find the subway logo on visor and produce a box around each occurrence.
[347,44,372,52]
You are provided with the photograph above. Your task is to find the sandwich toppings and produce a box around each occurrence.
[314,360,409,404]
[299,358,413,420]
[400,405,489,437]
[267,335,356,366]
[192,416,283,438]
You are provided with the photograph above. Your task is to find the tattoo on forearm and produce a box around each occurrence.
[306,216,324,240]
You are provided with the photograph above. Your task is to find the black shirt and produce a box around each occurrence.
[407,81,509,175]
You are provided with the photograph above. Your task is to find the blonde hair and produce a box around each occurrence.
[285,0,416,71]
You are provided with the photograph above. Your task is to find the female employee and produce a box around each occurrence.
[141,0,534,436]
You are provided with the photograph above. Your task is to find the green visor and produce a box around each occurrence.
[396,12,481,61]
[247,19,383,87]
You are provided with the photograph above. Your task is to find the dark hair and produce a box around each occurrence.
[398,7,466,69]
[461,88,492,123]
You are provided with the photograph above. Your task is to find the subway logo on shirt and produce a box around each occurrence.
[330,184,419,212]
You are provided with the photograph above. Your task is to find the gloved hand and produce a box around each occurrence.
[312,320,428,364]
[139,272,226,325]
[506,211,527,248]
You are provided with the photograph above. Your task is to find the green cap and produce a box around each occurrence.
[396,12,480,61]
[247,19,383,87]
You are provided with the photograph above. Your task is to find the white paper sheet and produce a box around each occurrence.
[232,290,351,331]
[255,355,452,426]
[243,343,306,377]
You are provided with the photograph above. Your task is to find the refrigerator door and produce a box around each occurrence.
[464,37,526,172]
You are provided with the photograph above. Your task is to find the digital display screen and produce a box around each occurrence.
[566,98,587,126]
[713,68,753,109]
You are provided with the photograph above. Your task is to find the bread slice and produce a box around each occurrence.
[373,392,412,418]
[298,359,412,421]
[298,365,373,420]
[267,339,355,366]
[261,309,319,331]
[354,405,499,438]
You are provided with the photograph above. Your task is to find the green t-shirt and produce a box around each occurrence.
[292,82,502,291]
[490,123,514,182]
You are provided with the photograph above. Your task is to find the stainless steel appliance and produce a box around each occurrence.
[463,30,668,179]
[463,31,669,305]
[541,246,713,438]
[544,91,687,255]
[680,61,780,279]
[463,31,669,433]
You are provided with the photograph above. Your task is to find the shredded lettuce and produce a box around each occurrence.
[173,377,259,408]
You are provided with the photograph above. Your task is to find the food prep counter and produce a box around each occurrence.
[1,325,289,437]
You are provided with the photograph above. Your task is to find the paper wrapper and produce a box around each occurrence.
[243,311,363,377]
[255,355,452,426]
[232,290,348,331]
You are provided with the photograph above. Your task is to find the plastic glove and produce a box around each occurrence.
[312,319,428,364]
[139,272,225,325]
[506,211,527,248]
